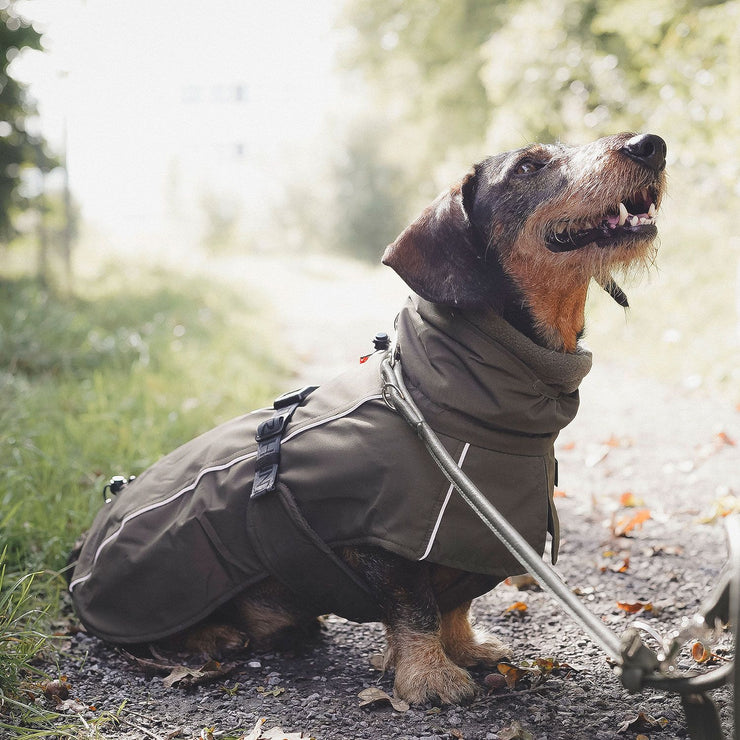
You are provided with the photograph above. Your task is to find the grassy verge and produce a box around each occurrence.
[0,263,288,732]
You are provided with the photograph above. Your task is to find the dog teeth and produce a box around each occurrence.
[648,203,656,217]
[618,202,628,226]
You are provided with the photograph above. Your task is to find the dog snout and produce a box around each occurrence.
[620,133,667,172]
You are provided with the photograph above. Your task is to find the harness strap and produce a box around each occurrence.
[247,482,382,623]
[252,386,318,498]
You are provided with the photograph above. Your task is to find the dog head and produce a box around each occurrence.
[383,133,667,350]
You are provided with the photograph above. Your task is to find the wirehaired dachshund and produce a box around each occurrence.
[78,132,667,705]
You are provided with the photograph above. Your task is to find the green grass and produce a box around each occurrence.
[0,264,289,731]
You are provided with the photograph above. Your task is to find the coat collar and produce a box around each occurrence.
[396,295,592,454]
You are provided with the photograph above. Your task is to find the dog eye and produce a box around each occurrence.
[513,159,546,176]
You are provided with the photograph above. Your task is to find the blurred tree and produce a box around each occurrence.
[332,120,408,262]
[0,1,56,244]
[340,0,503,175]
[341,0,739,204]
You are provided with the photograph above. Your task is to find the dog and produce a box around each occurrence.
[69,132,666,705]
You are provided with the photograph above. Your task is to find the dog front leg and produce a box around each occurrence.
[439,600,513,668]
[342,547,477,704]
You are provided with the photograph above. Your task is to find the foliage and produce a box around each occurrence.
[340,0,501,169]
[332,120,408,262]
[0,548,50,730]
[0,270,287,578]
[340,0,740,201]
[0,1,57,243]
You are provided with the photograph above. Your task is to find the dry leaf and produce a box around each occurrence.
[616,600,653,614]
[699,493,740,524]
[560,441,576,451]
[617,712,668,734]
[358,687,409,712]
[498,663,528,689]
[619,492,644,507]
[715,431,736,447]
[43,679,71,701]
[162,660,235,689]
[244,718,267,740]
[504,601,528,614]
[613,509,651,537]
[56,697,88,713]
[553,488,567,498]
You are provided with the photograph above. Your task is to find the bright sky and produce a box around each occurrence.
[13,0,343,242]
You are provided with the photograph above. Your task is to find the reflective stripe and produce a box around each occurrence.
[418,442,470,561]
[69,393,384,593]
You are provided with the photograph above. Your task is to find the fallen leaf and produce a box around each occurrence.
[553,488,567,498]
[534,657,569,675]
[43,679,71,701]
[715,431,736,447]
[504,601,528,615]
[162,660,236,689]
[497,662,543,689]
[605,556,630,574]
[560,441,576,451]
[256,685,285,698]
[699,493,740,524]
[619,492,644,507]
[613,509,651,537]
[617,712,668,734]
[56,698,88,713]
[616,600,653,614]
[358,687,409,712]
[499,720,534,740]
[244,718,267,740]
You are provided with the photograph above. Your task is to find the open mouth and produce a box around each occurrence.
[545,188,659,253]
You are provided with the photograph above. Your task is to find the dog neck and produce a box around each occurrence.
[480,261,588,353]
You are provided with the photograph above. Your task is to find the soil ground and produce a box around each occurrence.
[48,255,739,740]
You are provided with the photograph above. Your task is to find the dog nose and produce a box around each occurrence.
[621,134,667,172]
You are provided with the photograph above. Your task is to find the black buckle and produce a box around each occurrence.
[273,386,318,410]
[251,386,317,498]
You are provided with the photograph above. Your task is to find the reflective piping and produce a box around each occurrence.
[418,442,470,561]
[69,393,384,592]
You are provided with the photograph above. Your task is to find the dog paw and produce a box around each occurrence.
[445,632,513,668]
[394,658,478,705]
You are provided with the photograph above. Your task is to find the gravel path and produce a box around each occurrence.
[49,255,739,740]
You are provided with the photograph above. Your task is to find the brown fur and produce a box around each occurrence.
[162,133,667,704]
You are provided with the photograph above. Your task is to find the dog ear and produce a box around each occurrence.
[382,169,495,309]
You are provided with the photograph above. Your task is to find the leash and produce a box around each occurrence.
[380,350,736,739]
